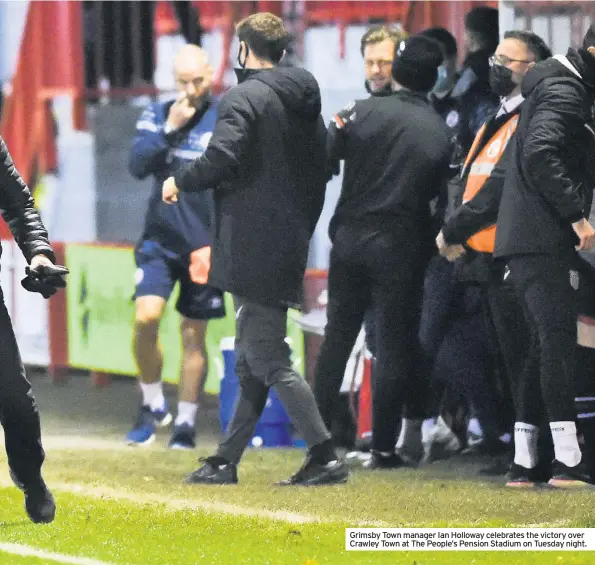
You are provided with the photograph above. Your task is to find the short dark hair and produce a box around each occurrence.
[236,12,291,64]
[360,25,406,57]
[465,6,499,53]
[419,27,457,59]
[503,30,552,62]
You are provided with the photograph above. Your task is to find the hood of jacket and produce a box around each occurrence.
[249,66,322,121]
[522,48,595,97]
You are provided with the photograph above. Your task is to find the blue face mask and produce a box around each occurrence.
[434,65,449,92]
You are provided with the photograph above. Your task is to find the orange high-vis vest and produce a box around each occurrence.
[461,114,519,253]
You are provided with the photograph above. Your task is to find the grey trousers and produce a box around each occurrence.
[216,296,331,464]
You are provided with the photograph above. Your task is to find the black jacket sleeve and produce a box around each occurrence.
[174,89,255,192]
[326,102,357,177]
[307,116,329,234]
[0,136,55,263]
[522,82,586,223]
[442,139,512,245]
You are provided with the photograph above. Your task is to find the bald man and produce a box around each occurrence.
[127,45,225,449]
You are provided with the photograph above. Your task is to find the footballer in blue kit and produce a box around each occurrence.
[126,45,225,449]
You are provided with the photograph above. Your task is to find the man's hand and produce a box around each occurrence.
[22,254,68,299]
[165,93,196,131]
[162,176,179,204]
[436,230,466,262]
[573,218,595,251]
[30,254,54,272]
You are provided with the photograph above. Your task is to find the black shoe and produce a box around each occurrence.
[168,424,196,450]
[505,463,542,488]
[10,470,55,524]
[363,451,406,470]
[185,457,238,485]
[277,456,349,486]
[548,459,592,488]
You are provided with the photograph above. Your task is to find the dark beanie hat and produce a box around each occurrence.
[465,6,499,52]
[583,24,595,50]
[391,35,444,93]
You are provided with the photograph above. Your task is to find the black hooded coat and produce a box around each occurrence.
[175,67,328,308]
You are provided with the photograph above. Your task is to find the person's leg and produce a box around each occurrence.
[171,278,226,449]
[509,255,587,486]
[390,260,430,465]
[313,243,370,430]
[240,299,347,485]
[419,256,457,360]
[186,296,267,484]
[368,243,428,466]
[478,273,529,476]
[214,300,270,464]
[487,275,530,418]
[0,289,55,523]
[418,256,459,448]
[127,241,175,444]
[189,297,347,485]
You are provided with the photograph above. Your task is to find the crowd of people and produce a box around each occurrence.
[124,7,595,489]
[8,1,595,530]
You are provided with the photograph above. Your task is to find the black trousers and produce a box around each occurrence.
[313,225,429,453]
[216,297,330,464]
[486,273,528,424]
[508,254,578,424]
[0,289,45,484]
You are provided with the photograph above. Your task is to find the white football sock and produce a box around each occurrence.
[550,421,582,467]
[513,422,539,469]
[175,402,198,427]
[422,418,436,444]
[467,417,483,437]
[140,382,166,412]
[396,418,422,449]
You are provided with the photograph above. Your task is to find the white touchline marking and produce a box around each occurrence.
[0,478,383,527]
[0,542,129,565]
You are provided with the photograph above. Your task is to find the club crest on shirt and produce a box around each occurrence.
[446,110,459,129]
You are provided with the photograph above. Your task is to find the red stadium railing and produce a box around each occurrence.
[0,1,85,239]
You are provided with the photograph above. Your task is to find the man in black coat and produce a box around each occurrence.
[312,35,452,470]
[0,137,68,523]
[163,12,347,486]
[493,25,595,487]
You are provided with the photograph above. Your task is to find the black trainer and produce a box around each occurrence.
[10,470,55,524]
[277,455,349,486]
[548,459,592,488]
[505,463,540,488]
[363,451,406,470]
[185,457,238,485]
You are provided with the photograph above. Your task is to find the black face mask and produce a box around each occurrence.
[235,43,252,83]
[489,64,517,97]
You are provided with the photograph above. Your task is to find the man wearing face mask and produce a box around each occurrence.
[361,26,406,97]
[451,6,500,161]
[436,32,552,474]
[490,25,595,487]
[162,13,347,487]
[420,27,459,127]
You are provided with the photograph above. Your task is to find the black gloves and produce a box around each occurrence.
[21,264,69,299]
